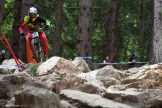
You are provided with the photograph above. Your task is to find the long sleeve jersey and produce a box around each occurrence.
[19,15,49,33]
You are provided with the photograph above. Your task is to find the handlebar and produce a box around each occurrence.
[24,29,44,35]
[20,25,48,36]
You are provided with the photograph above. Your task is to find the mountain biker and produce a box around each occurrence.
[19,7,50,60]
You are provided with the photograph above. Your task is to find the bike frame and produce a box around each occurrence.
[25,30,43,63]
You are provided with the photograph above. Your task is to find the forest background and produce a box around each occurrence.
[0,0,157,66]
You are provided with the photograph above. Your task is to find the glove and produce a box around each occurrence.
[20,32,25,36]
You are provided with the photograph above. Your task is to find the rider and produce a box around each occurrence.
[128,53,137,68]
[19,7,50,60]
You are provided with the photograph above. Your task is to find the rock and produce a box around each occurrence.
[96,68,125,80]
[0,80,10,99]
[58,75,106,95]
[72,57,90,72]
[36,56,82,76]
[60,100,77,108]
[60,89,132,108]
[0,59,24,74]
[14,85,61,108]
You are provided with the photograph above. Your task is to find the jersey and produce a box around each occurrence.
[19,15,50,33]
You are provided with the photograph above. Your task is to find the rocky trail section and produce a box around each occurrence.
[0,56,162,108]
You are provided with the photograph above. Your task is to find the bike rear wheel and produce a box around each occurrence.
[31,39,43,63]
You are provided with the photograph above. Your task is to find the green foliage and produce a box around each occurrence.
[91,0,110,62]
[1,0,153,64]
[61,0,78,59]
[0,0,14,58]
[3,0,14,33]
[29,64,39,76]
[116,0,152,62]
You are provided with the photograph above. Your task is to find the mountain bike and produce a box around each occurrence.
[25,30,43,63]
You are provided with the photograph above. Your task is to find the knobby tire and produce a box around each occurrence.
[31,39,43,63]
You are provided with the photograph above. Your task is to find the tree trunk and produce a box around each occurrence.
[77,0,92,68]
[105,0,117,60]
[139,0,145,60]
[151,0,162,63]
[12,0,22,59]
[0,0,4,31]
[53,0,63,56]
[19,0,34,63]
[113,0,120,62]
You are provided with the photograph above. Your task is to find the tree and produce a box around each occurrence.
[105,0,117,61]
[77,0,92,68]
[19,0,34,62]
[0,0,154,64]
[150,0,162,63]
[139,0,144,59]
[0,0,4,31]
[12,0,22,58]
[53,0,63,56]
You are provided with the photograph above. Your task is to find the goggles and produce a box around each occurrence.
[29,13,37,18]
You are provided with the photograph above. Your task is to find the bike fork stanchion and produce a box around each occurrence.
[0,32,26,72]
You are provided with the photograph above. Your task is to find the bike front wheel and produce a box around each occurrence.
[31,39,43,63]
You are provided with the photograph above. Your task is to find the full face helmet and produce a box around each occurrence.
[28,7,37,18]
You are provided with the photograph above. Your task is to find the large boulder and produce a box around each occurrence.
[104,89,162,108]
[2,74,33,97]
[60,89,132,108]
[2,59,18,66]
[78,66,128,88]
[36,56,82,76]
[14,85,61,108]
[33,73,61,93]
[0,59,20,74]
[58,75,106,95]
[0,80,10,99]
[72,57,90,72]
[96,66,128,80]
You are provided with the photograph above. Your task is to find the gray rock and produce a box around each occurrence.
[14,85,62,108]
[61,89,133,108]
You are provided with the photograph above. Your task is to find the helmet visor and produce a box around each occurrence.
[29,13,37,18]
